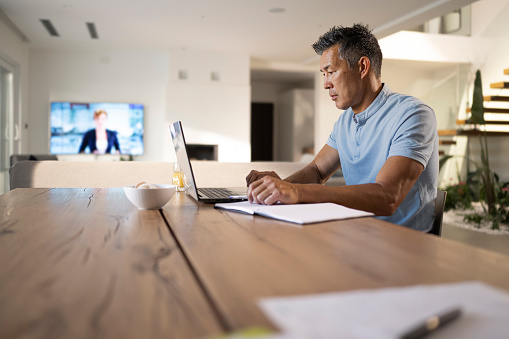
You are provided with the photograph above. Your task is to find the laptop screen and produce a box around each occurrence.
[169,121,199,201]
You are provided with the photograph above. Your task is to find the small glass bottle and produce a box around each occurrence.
[172,162,185,191]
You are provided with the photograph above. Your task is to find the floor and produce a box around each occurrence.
[441,222,509,257]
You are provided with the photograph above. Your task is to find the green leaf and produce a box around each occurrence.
[439,155,452,171]
[470,69,485,125]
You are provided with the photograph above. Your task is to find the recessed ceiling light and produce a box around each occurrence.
[87,22,98,39]
[40,19,59,37]
[269,8,285,14]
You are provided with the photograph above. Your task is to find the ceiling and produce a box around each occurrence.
[0,0,476,65]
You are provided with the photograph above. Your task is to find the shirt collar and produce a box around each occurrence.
[352,84,391,125]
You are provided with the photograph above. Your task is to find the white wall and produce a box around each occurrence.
[275,89,314,162]
[251,79,314,104]
[314,71,343,152]
[468,0,509,181]
[27,49,251,163]
[382,61,469,130]
[434,0,509,183]
[470,0,509,95]
[382,61,471,186]
[165,50,251,162]
[379,30,473,64]
[28,50,169,161]
[252,80,314,160]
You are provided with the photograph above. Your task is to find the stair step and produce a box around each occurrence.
[438,129,509,136]
[438,129,458,136]
[466,107,509,114]
[491,82,509,89]
[457,119,509,125]
[439,140,457,145]
[484,95,509,102]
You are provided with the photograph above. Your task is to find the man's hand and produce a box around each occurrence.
[248,176,299,205]
[246,170,281,186]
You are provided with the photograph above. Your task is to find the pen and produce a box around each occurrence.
[229,195,248,199]
[399,306,462,339]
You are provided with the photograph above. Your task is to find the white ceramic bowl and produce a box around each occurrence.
[123,184,176,210]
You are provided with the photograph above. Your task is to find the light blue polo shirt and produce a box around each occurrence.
[326,84,438,231]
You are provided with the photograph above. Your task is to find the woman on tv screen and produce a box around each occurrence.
[79,110,121,154]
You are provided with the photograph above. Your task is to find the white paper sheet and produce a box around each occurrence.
[259,281,509,339]
[215,202,373,224]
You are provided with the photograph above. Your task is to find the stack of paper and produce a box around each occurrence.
[258,281,509,338]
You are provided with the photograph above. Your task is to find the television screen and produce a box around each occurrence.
[50,102,144,155]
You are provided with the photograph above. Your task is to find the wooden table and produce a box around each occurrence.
[2,188,509,338]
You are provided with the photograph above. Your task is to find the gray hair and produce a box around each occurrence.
[312,24,382,78]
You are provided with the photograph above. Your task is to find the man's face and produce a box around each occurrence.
[320,46,363,112]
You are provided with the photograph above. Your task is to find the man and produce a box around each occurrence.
[246,24,438,232]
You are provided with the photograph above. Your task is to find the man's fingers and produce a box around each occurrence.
[254,187,273,205]
[246,170,255,186]
[246,170,261,186]
[263,193,279,205]
[247,176,277,205]
[246,170,282,186]
[250,181,268,204]
[247,175,298,205]
[248,176,268,204]
[247,176,264,203]
[260,179,283,205]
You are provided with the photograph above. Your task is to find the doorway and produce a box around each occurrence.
[250,103,274,161]
[0,58,18,193]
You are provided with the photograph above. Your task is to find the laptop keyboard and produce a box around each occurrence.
[198,187,232,199]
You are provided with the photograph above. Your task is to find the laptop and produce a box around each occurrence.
[169,121,248,203]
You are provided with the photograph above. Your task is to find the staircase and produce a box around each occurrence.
[439,68,509,135]
[438,68,509,155]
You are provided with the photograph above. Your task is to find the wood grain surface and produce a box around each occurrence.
[0,188,222,339]
[161,192,509,331]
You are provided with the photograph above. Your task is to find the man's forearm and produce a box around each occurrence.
[294,156,423,216]
[295,183,398,216]
[284,163,332,184]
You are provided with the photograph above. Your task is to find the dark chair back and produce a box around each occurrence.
[428,190,447,236]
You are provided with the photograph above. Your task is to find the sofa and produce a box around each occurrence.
[9,160,344,190]
[9,154,58,167]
